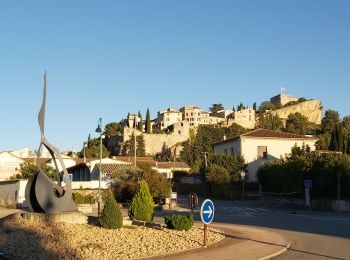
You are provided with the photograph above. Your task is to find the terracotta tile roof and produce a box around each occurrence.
[96,163,133,173]
[113,156,157,166]
[156,162,190,169]
[212,129,317,146]
[241,129,318,139]
[23,157,51,164]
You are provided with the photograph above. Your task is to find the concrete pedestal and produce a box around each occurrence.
[21,211,88,224]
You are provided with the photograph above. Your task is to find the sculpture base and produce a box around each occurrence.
[21,211,88,224]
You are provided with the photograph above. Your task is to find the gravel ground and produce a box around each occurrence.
[0,214,224,259]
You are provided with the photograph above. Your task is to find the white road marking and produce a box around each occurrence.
[256,207,271,212]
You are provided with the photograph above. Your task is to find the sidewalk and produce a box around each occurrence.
[149,223,290,260]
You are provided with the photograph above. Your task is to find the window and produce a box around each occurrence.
[178,130,181,134]
[191,112,193,116]
[186,113,188,116]
[231,148,234,156]
[257,146,268,159]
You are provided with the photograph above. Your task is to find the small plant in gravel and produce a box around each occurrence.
[99,191,123,229]
[128,180,154,221]
[164,214,193,231]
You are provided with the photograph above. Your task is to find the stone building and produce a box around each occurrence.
[156,108,182,130]
[270,93,298,106]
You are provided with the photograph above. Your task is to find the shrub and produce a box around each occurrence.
[205,164,230,184]
[99,191,123,229]
[72,193,95,204]
[164,215,193,231]
[128,180,154,221]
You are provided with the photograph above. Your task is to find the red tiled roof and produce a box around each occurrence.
[241,129,318,139]
[156,162,190,169]
[212,129,317,146]
[113,156,157,166]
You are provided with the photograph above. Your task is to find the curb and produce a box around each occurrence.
[259,242,291,260]
[137,226,226,259]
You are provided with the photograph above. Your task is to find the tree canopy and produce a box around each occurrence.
[321,109,340,134]
[209,103,224,113]
[103,122,122,136]
[285,112,309,135]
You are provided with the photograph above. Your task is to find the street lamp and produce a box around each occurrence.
[240,170,246,201]
[95,118,103,216]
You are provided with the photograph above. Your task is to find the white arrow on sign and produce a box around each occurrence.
[203,206,213,218]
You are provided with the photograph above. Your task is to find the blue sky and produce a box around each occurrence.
[0,1,349,152]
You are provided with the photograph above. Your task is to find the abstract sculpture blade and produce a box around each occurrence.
[25,72,77,213]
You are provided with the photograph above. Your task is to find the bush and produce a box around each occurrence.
[128,180,155,221]
[164,215,193,231]
[99,191,123,229]
[72,193,95,204]
[205,164,230,184]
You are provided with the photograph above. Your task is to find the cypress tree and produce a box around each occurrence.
[253,102,257,111]
[87,134,91,148]
[136,134,146,156]
[145,108,151,134]
[128,180,154,221]
[99,191,123,229]
[330,127,338,151]
[337,123,344,152]
[138,111,143,132]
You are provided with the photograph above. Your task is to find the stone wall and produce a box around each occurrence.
[271,99,322,125]
[123,127,189,155]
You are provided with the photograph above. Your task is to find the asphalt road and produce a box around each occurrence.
[172,196,350,260]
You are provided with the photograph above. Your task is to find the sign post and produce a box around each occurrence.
[200,199,215,247]
[188,193,198,215]
[304,180,312,210]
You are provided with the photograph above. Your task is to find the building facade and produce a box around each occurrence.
[212,129,318,181]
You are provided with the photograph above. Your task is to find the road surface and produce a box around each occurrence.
[172,196,350,260]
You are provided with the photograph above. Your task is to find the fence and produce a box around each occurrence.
[261,191,305,208]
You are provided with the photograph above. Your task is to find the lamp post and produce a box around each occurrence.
[95,118,103,216]
[240,170,246,201]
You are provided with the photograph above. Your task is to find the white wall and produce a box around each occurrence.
[241,137,316,181]
[213,137,317,182]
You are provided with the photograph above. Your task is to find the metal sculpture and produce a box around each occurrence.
[25,72,77,213]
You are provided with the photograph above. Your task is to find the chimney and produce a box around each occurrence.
[223,135,226,141]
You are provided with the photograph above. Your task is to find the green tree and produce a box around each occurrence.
[138,111,143,132]
[205,164,230,184]
[103,122,122,136]
[87,134,91,148]
[257,113,283,131]
[208,153,246,181]
[128,180,155,221]
[209,103,224,113]
[81,138,109,158]
[136,134,146,156]
[342,116,350,132]
[321,109,340,134]
[17,162,56,181]
[138,162,171,203]
[145,108,151,134]
[237,102,244,111]
[258,101,276,112]
[99,191,123,229]
[253,102,257,111]
[285,112,309,135]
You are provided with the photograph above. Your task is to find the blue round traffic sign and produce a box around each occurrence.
[200,199,215,224]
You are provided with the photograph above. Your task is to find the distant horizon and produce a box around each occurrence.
[1,1,349,151]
